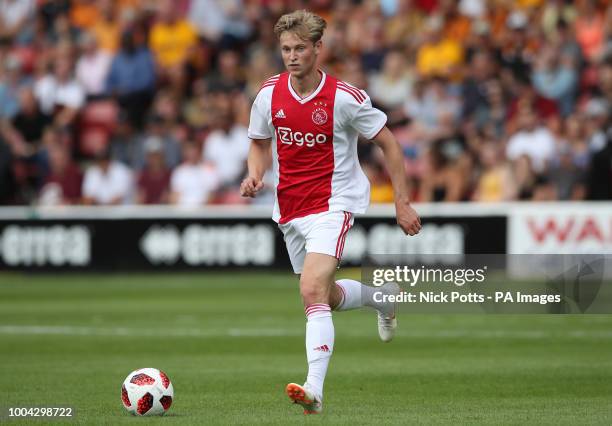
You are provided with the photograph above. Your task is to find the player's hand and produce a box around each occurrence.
[395,198,421,236]
[240,176,264,198]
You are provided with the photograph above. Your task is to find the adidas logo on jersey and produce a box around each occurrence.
[275,109,286,119]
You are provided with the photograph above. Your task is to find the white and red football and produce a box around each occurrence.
[121,368,174,416]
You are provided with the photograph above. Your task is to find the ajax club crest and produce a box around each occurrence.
[312,103,328,125]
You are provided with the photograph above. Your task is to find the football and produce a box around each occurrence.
[121,368,174,416]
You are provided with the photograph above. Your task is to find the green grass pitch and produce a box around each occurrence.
[1,272,611,425]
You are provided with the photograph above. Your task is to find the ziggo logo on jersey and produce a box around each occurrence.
[277,126,327,147]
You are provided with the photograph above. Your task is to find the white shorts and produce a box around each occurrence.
[278,210,354,274]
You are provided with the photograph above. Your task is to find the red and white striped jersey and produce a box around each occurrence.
[248,71,387,224]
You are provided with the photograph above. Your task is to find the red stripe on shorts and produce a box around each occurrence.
[335,212,350,259]
[337,213,352,259]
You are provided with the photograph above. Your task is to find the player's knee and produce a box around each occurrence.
[299,278,328,304]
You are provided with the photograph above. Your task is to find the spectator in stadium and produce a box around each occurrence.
[337,55,369,91]
[110,105,182,172]
[547,143,586,200]
[147,90,184,168]
[82,147,133,205]
[416,14,464,78]
[404,76,461,143]
[460,15,493,60]
[356,6,387,73]
[0,0,609,207]
[45,10,80,45]
[498,10,537,85]
[563,113,589,165]
[90,0,121,54]
[0,54,26,120]
[204,49,246,94]
[506,106,556,174]
[480,79,508,139]
[458,0,486,19]
[36,1,70,32]
[75,32,112,98]
[507,79,560,126]
[169,141,219,206]
[105,29,155,129]
[34,55,85,128]
[69,0,98,30]
[2,86,51,158]
[0,87,52,200]
[188,0,226,44]
[553,19,583,66]
[138,114,182,171]
[574,0,606,62]
[244,48,281,100]
[136,137,170,205]
[440,0,473,42]
[461,50,502,130]
[419,138,465,202]
[472,142,515,202]
[0,0,35,44]
[108,111,145,170]
[202,108,249,188]
[188,0,252,49]
[382,0,426,48]
[512,154,546,200]
[540,1,577,40]
[149,0,197,71]
[151,88,182,124]
[583,97,609,153]
[38,141,82,205]
[246,15,282,73]
[532,46,578,117]
[368,50,414,113]
[182,79,215,131]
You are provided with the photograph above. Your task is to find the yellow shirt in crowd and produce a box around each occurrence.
[476,170,504,202]
[416,38,463,77]
[92,20,120,53]
[370,184,395,204]
[149,20,198,68]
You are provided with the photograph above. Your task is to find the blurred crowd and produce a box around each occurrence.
[0,0,610,207]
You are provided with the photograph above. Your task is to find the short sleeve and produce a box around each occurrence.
[247,91,272,140]
[344,90,387,139]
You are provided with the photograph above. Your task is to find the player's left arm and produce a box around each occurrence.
[371,127,421,236]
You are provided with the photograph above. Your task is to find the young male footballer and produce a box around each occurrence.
[240,10,421,414]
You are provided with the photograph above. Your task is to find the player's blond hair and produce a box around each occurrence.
[273,10,327,43]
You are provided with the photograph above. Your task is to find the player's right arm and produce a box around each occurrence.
[242,82,275,198]
[241,138,271,198]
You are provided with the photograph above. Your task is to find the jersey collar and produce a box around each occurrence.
[287,70,326,104]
